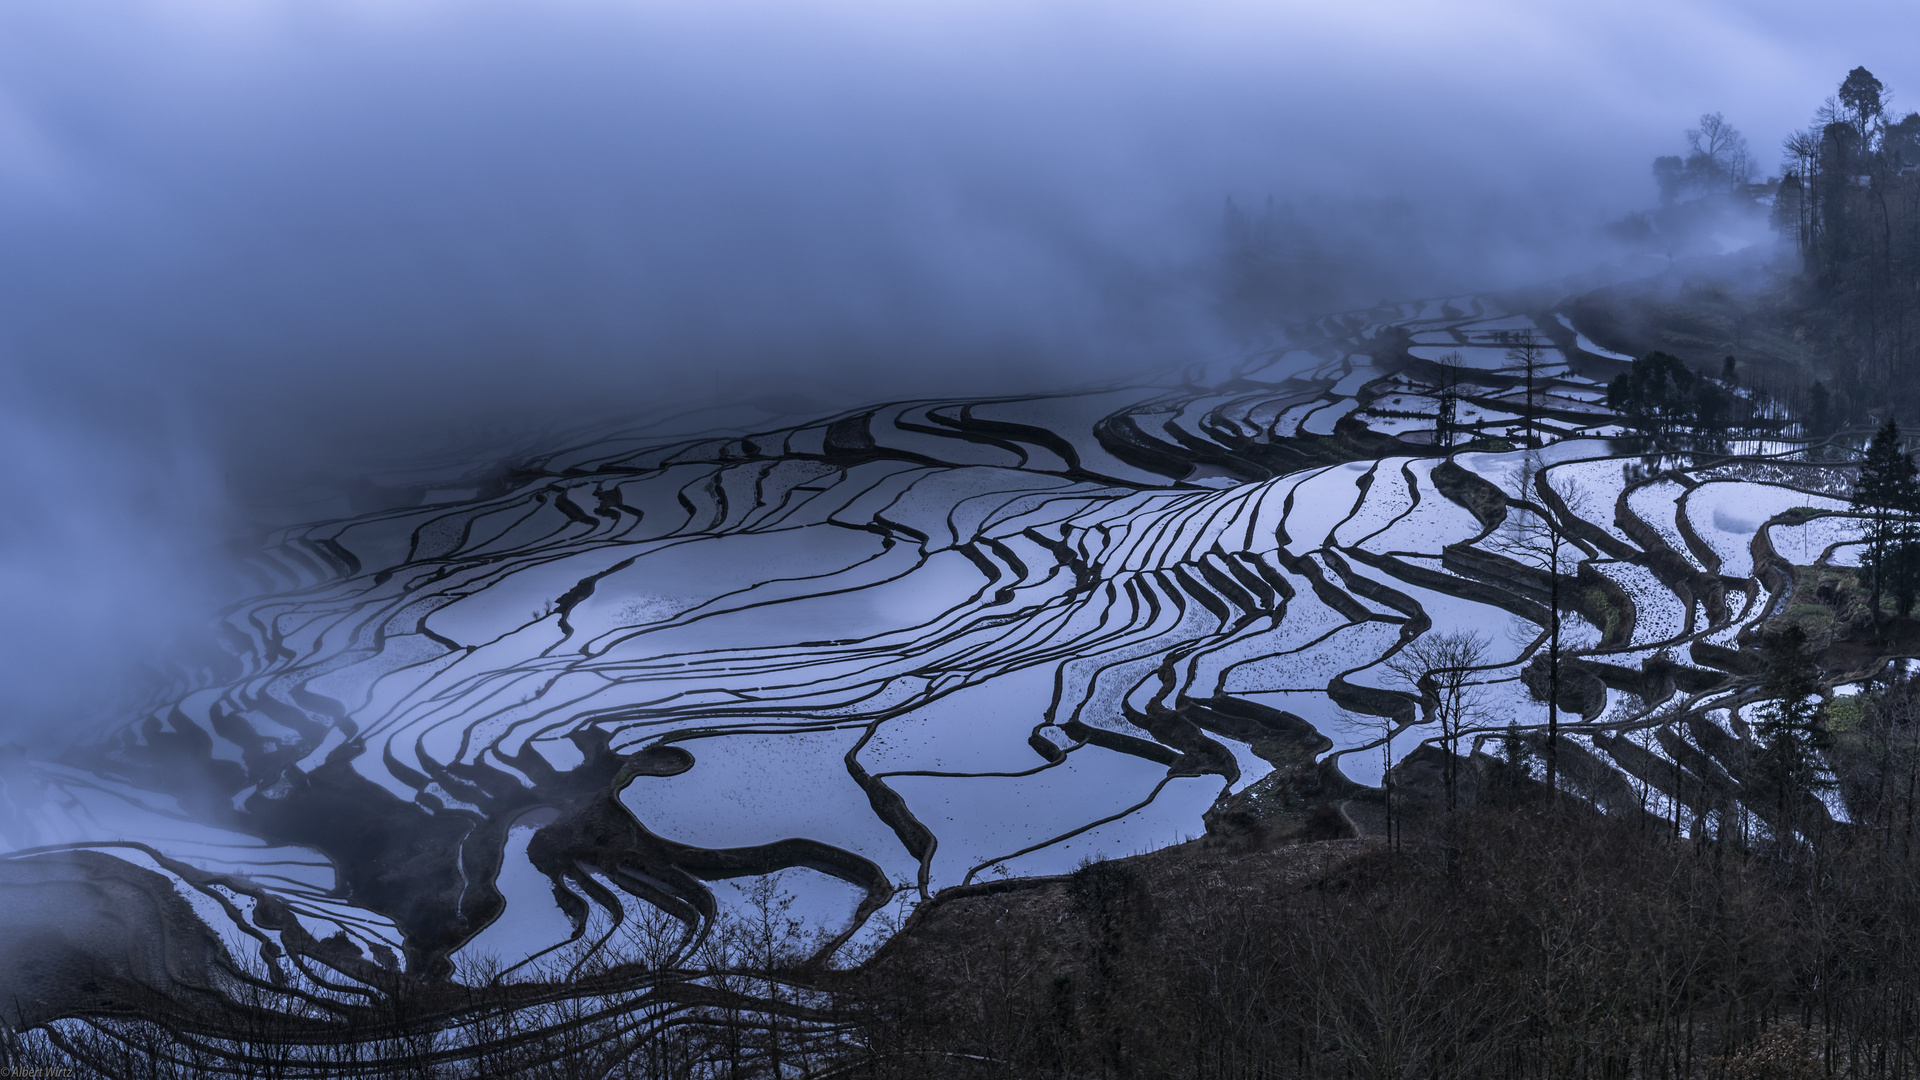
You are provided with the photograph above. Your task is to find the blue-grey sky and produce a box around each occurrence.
[0,0,1905,735]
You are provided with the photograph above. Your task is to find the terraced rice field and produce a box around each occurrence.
[0,295,1887,1010]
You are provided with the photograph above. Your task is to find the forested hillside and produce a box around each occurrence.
[1570,68,1920,436]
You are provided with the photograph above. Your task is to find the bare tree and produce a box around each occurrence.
[1361,705,1406,849]
[1687,112,1754,186]
[1486,450,1586,797]
[1387,630,1491,812]
[1432,352,1465,450]
[1504,330,1550,448]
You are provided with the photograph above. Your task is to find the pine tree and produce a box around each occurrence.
[1840,66,1888,140]
[1807,381,1833,437]
[1491,721,1532,803]
[1852,419,1920,617]
[1895,531,1920,617]
[1752,625,1834,840]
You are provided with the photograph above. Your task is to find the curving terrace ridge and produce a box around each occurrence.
[0,295,1896,1062]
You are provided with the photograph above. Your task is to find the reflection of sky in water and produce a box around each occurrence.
[24,305,1829,984]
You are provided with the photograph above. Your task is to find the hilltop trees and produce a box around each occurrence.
[1775,67,1920,396]
[1839,66,1886,138]
[1653,112,1754,203]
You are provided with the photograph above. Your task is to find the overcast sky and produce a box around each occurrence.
[0,0,1908,737]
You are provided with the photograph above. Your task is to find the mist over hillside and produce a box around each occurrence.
[0,0,1905,753]
[20,8,1920,1073]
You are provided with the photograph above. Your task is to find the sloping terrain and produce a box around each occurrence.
[0,295,1894,1068]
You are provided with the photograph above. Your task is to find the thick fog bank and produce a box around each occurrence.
[0,0,1914,741]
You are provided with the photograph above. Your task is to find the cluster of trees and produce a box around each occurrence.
[1626,69,1920,427]
[1605,350,1736,442]
[1595,350,1858,450]
[1652,112,1754,204]
[1611,110,1772,254]
[1773,67,1920,397]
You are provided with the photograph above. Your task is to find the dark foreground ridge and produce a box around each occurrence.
[16,792,1920,1077]
[846,794,1920,1080]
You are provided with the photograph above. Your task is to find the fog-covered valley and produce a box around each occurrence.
[8,2,1920,1075]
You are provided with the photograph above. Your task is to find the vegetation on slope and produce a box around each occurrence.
[1570,67,1920,438]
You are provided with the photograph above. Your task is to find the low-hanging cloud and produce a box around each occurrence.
[0,0,1911,739]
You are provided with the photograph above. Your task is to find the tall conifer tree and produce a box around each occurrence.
[1852,419,1919,617]
[1752,625,1834,840]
